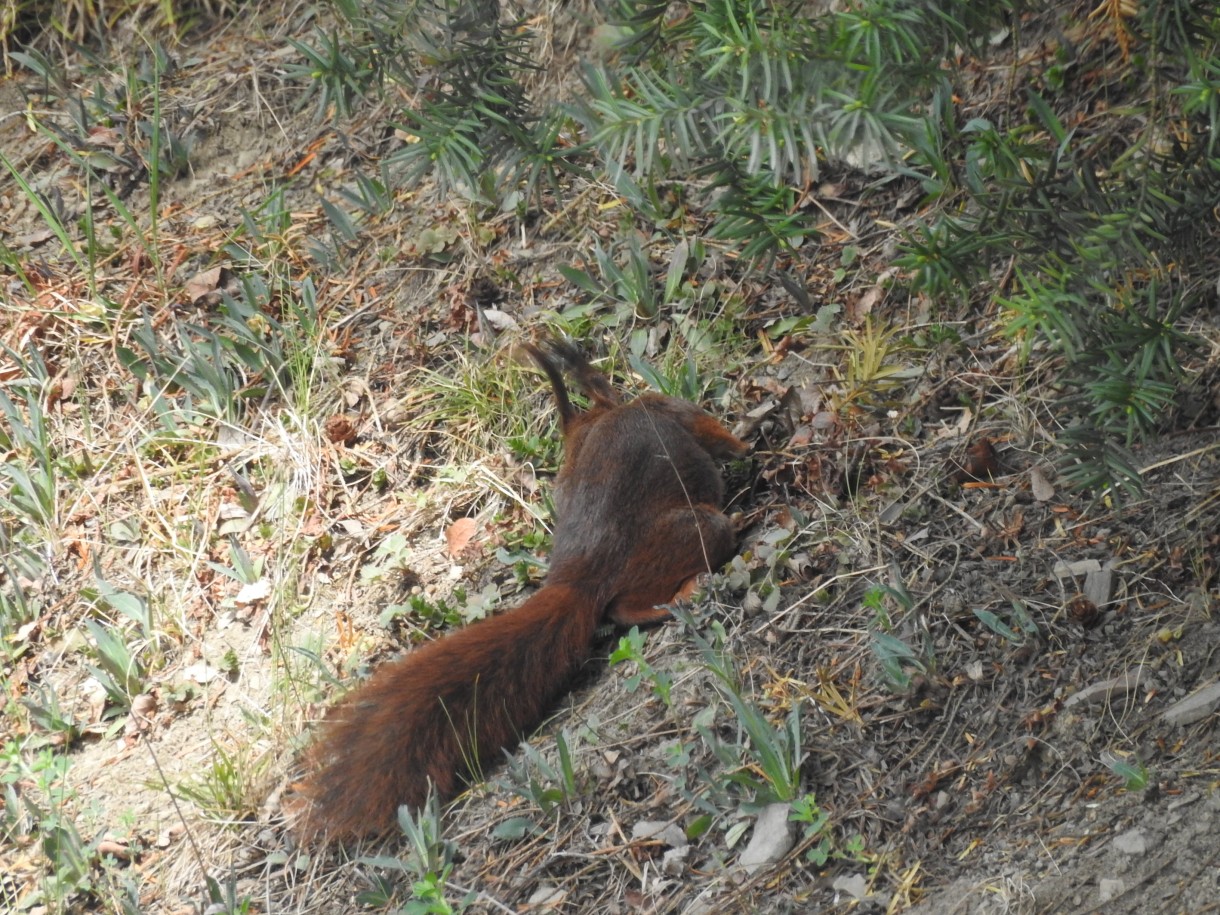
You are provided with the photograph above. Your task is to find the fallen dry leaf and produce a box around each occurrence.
[953,438,999,483]
[1068,594,1101,627]
[123,692,159,744]
[446,517,478,558]
[235,579,272,605]
[324,414,359,446]
[97,838,135,861]
[1029,465,1055,501]
[129,692,159,728]
[849,284,883,321]
[184,266,233,306]
[13,228,54,248]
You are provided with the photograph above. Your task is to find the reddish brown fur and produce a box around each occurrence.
[296,342,748,838]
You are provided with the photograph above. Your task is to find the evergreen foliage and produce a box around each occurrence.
[17,0,1212,493]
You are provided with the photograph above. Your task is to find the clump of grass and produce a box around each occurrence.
[175,740,274,822]
[408,350,556,469]
[3,0,238,55]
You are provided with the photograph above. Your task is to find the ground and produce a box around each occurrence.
[0,3,1217,914]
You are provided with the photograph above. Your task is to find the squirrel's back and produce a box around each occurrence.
[294,342,747,839]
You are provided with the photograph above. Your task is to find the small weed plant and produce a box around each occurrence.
[501,729,582,816]
[611,608,818,856]
[791,793,870,867]
[864,580,936,692]
[357,792,475,914]
[610,626,673,707]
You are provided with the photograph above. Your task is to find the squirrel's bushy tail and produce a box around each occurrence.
[298,583,601,838]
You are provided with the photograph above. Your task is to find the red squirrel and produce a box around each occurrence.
[296,341,748,838]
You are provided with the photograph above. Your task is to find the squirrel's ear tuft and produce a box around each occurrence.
[522,340,577,431]
[541,336,586,366]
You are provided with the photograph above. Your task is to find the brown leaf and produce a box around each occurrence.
[123,693,158,745]
[446,518,478,558]
[86,125,124,148]
[130,692,159,728]
[1068,595,1101,627]
[96,839,135,861]
[953,438,999,483]
[624,889,647,909]
[45,374,77,411]
[323,414,358,446]
[184,266,232,306]
[849,285,883,322]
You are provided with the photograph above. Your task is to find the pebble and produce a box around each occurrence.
[1160,682,1220,727]
[738,802,794,874]
[1099,878,1125,902]
[1112,828,1147,855]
